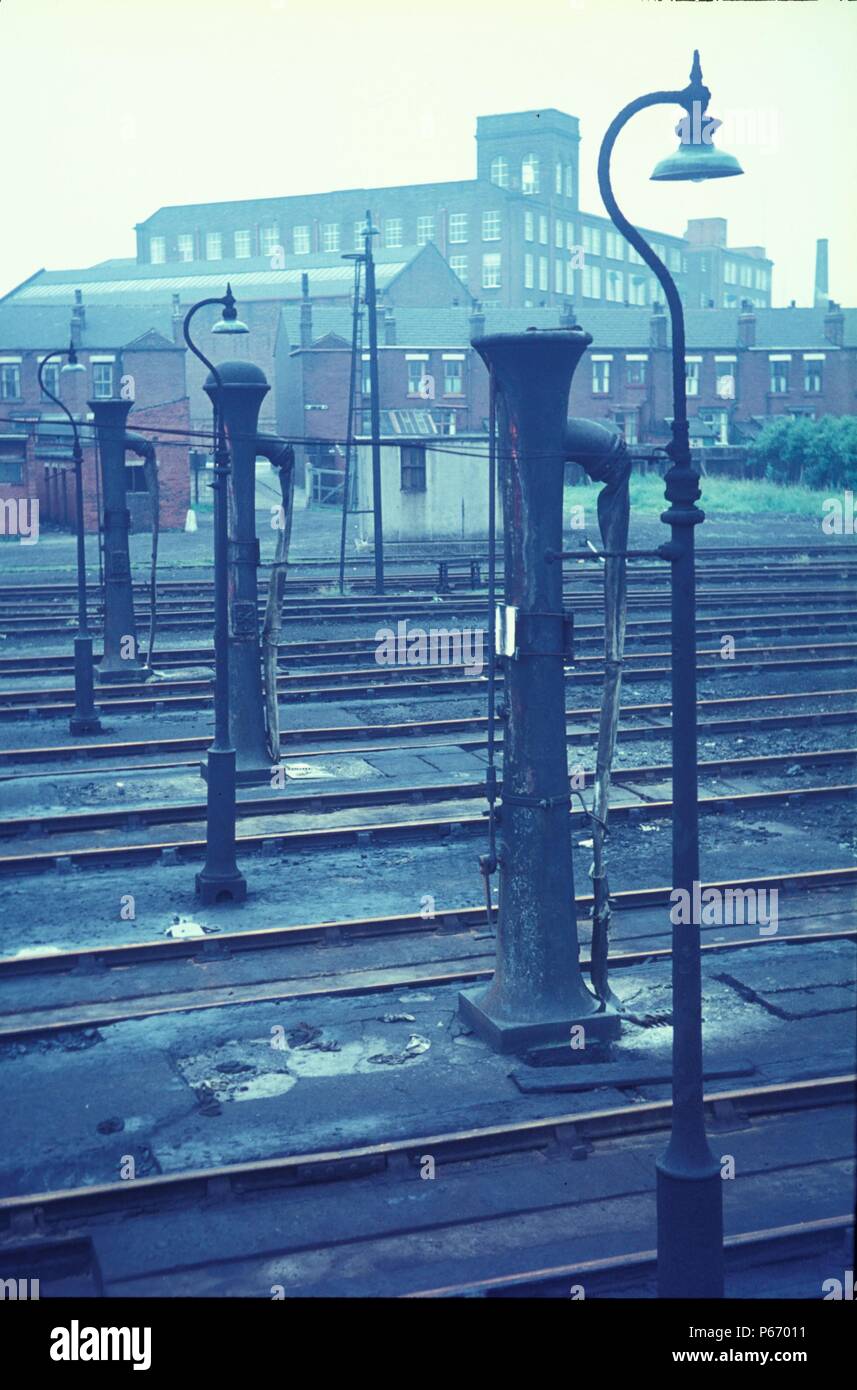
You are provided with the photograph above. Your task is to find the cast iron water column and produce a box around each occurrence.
[88,397,152,682]
[458,329,620,1053]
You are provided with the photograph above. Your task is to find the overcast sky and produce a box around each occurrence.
[2,0,854,307]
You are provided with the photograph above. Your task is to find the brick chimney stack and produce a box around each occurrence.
[738,300,756,349]
[824,299,845,347]
[300,273,312,348]
[384,307,397,345]
[649,302,667,349]
[469,300,485,341]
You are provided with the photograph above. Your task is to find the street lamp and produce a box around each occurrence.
[183,284,249,905]
[597,50,743,1299]
[37,343,101,735]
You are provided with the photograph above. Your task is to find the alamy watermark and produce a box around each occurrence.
[0,497,39,544]
[375,621,485,677]
[670,880,779,936]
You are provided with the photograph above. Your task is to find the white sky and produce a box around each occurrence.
[2,0,855,306]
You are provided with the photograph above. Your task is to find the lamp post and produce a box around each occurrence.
[37,344,101,735]
[183,285,249,905]
[596,50,743,1299]
[363,212,385,595]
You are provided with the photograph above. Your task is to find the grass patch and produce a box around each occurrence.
[566,473,831,521]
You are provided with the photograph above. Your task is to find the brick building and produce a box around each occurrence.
[274,299,856,500]
[3,243,469,439]
[133,109,772,313]
[0,299,191,533]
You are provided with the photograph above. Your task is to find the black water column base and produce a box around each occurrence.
[656,1156,724,1298]
[458,984,622,1054]
[200,760,273,789]
[69,633,102,736]
[195,747,247,905]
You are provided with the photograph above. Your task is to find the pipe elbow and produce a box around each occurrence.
[255,433,294,471]
[124,432,155,464]
[564,418,630,488]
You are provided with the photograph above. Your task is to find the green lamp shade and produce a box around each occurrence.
[211,316,249,335]
[651,137,744,183]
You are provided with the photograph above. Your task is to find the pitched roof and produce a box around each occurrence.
[0,302,178,350]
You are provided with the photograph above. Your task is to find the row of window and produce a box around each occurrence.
[724,261,770,291]
[359,357,465,398]
[0,361,115,401]
[489,154,575,199]
[587,355,825,398]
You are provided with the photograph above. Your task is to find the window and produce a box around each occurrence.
[92,362,114,399]
[149,236,166,264]
[652,242,666,262]
[125,457,149,494]
[524,210,534,242]
[614,411,638,446]
[626,358,646,387]
[628,246,644,266]
[555,220,564,249]
[716,370,735,400]
[490,156,509,188]
[443,357,464,395]
[565,261,575,295]
[322,223,340,252]
[582,225,601,256]
[538,257,548,292]
[605,269,624,302]
[385,218,403,248]
[293,225,310,254]
[230,230,250,259]
[582,264,601,298]
[448,213,468,243]
[555,161,563,195]
[685,360,701,397]
[668,247,682,272]
[0,363,21,399]
[205,232,222,260]
[566,223,576,252]
[400,445,426,493]
[407,359,426,395]
[628,274,647,306]
[592,359,611,395]
[605,231,624,261]
[354,220,367,250]
[564,164,574,199]
[554,261,563,294]
[0,460,24,485]
[416,215,435,246]
[449,254,468,283]
[739,263,753,288]
[40,361,61,400]
[177,234,194,262]
[261,225,282,257]
[482,252,501,289]
[538,216,548,245]
[724,261,737,284]
[521,154,540,194]
[482,210,501,241]
[524,253,534,290]
[361,356,371,397]
[804,358,823,393]
[769,358,790,393]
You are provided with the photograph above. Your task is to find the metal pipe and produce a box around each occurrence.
[88,397,147,682]
[364,212,384,595]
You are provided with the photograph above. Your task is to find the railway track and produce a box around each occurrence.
[3,582,857,638]
[3,642,857,720]
[3,604,857,679]
[1,780,854,876]
[2,746,854,841]
[0,1073,851,1298]
[3,687,855,769]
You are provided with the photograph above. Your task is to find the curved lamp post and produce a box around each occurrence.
[183,285,249,905]
[37,344,101,735]
[597,50,743,1299]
